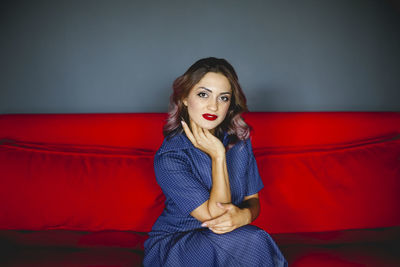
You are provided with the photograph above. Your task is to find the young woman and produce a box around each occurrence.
[143,57,287,266]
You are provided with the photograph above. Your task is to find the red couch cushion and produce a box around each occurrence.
[0,140,164,232]
[253,134,400,233]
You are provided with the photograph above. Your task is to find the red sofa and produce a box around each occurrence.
[1,112,399,267]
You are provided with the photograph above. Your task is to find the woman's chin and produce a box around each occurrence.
[198,121,219,131]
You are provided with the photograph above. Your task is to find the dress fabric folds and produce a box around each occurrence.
[143,132,287,267]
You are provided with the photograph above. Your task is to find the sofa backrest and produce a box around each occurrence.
[1,112,399,148]
[1,112,399,233]
[0,113,167,150]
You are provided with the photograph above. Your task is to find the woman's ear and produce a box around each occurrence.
[182,98,188,107]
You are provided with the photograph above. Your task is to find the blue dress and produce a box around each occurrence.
[143,132,287,267]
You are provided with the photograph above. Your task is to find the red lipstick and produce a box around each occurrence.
[202,113,218,121]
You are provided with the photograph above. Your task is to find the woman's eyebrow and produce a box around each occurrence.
[199,86,231,95]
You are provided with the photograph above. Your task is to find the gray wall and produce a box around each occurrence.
[1,0,399,114]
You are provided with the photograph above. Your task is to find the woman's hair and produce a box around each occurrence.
[163,57,251,145]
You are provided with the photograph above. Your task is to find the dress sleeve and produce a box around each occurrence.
[154,150,210,215]
[244,138,264,196]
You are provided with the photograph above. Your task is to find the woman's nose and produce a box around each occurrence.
[207,98,218,112]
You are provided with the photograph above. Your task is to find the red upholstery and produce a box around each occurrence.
[254,134,400,233]
[1,112,399,266]
[0,141,164,232]
[244,112,400,147]
[0,113,167,149]
[1,112,399,233]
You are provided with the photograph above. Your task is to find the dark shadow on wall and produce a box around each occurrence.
[387,0,400,12]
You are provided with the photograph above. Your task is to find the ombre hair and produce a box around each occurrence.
[163,57,251,146]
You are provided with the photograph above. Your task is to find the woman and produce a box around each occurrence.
[143,57,287,266]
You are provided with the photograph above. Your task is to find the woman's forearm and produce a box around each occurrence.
[208,154,231,217]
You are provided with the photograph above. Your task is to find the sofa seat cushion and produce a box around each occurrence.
[1,227,399,267]
[1,243,397,267]
[0,230,147,250]
[281,241,399,267]
[0,230,147,267]
[0,246,143,267]
[274,226,400,266]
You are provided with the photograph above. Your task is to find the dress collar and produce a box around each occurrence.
[157,131,229,154]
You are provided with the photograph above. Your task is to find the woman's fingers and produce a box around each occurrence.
[183,119,207,150]
[190,119,210,141]
[190,119,207,146]
[203,213,232,228]
[209,226,234,234]
[190,119,201,141]
[197,124,207,140]
[185,119,225,158]
[203,128,213,138]
[210,221,232,229]
[181,121,197,146]
[211,225,233,231]
[183,119,205,149]
[203,203,243,231]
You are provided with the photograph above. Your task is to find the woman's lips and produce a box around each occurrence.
[202,113,218,121]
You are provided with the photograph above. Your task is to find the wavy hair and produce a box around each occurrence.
[163,57,251,146]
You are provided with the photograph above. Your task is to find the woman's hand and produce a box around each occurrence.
[200,202,251,234]
[181,119,225,159]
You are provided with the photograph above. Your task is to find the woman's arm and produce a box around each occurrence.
[208,152,231,217]
[182,120,231,221]
[200,193,260,234]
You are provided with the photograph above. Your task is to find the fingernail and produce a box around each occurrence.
[201,222,207,227]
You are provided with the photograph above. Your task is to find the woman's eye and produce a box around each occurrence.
[220,96,230,102]
[197,92,208,98]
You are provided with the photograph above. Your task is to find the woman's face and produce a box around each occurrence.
[183,72,232,134]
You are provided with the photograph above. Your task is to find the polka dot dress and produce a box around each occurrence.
[143,133,287,267]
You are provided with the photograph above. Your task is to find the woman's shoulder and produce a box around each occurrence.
[156,133,193,156]
[154,134,194,172]
[225,137,255,160]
